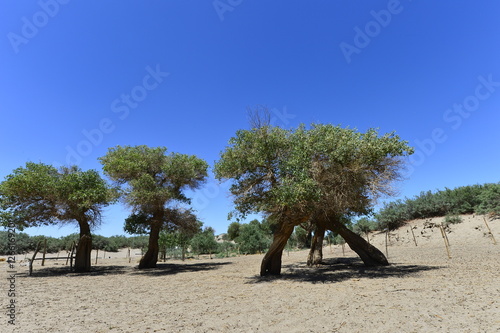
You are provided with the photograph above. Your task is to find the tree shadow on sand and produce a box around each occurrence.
[246,257,444,284]
[19,261,232,278]
[129,262,232,277]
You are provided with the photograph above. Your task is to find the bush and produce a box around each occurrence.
[444,214,462,225]
[376,183,500,229]
[237,222,270,254]
[0,231,32,255]
[476,183,500,217]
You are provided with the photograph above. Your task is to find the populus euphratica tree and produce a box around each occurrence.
[99,145,208,269]
[0,163,117,272]
[214,123,413,276]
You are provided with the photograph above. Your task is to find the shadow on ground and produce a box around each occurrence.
[246,257,444,284]
[18,261,232,278]
[130,262,232,277]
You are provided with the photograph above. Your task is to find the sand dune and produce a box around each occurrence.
[2,214,499,332]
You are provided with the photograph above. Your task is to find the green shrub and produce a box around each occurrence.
[475,183,500,217]
[444,214,462,225]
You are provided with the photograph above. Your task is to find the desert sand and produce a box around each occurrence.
[2,214,499,332]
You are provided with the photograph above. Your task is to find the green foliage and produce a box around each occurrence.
[0,162,117,230]
[353,217,377,235]
[0,231,32,254]
[376,183,500,230]
[100,145,208,210]
[92,234,120,252]
[100,146,208,264]
[476,183,500,217]
[59,233,80,250]
[294,225,309,249]
[216,241,237,258]
[126,235,149,249]
[0,231,155,255]
[158,220,202,259]
[190,227,218,255]
[214,123,412,229]
[237,220,271,254]
[226,222,241,241]
[444,214,463,225]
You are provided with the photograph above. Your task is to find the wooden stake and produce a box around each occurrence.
[385,230,389,259]
[95,248,99,265]
[439,225,451,259]
[65,243,73,266]
[128,248,131,263]
[410,227,418,246]
[41,238,47,266]
[69,241,76,272]
[483,216,497,245]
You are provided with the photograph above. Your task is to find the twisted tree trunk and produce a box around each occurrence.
[307,223,325,266]
[139,220,162,269]
[260,221,295,276]
[327,218,388,266]
[74,220,92,273]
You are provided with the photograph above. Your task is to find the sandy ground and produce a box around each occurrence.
[1,214,499,332]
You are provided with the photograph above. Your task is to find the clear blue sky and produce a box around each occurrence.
[1,1,499,237]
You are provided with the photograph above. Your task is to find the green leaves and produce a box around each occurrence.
[0,162,116,229]
[100,145,208,234]
[215,123,413,223]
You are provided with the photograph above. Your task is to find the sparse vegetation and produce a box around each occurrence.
[375,183,500,230]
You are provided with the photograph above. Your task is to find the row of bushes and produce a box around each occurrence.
[375,182,500,230]
[0,232,149,255]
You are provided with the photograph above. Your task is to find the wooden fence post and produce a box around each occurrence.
[69,241,76,272]
[41,238,47,266]
[439,225,451,259]
[385,230,389,259]
[483,216,497,245]
[65,243,73,266]
[29,241,42,276]
[410,227,418,246]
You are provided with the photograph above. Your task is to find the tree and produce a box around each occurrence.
[353,217,377,244]
[190,226,218,258]
[0,163,116,272]
[215,122,413,276]
[158,213,202,261]
[236,219,271,254]
[476,183,500,217]
[226,222,241,241]
[99,145,208,269]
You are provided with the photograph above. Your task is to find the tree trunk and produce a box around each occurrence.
[327,218,388,266]
[307,224,325,266]
[74,220,92,273]
[260,221,295,276]
[139,220,162,269]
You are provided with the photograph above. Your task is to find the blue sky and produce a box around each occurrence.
[1,1,499,237]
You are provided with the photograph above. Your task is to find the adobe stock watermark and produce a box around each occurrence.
[339,0,405,64]
[5,221,17,325]
[55,64,169,167]
[191,106,296,211]
[404,74,499,177]
[213,0,243,22]
[7,0,70,54]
